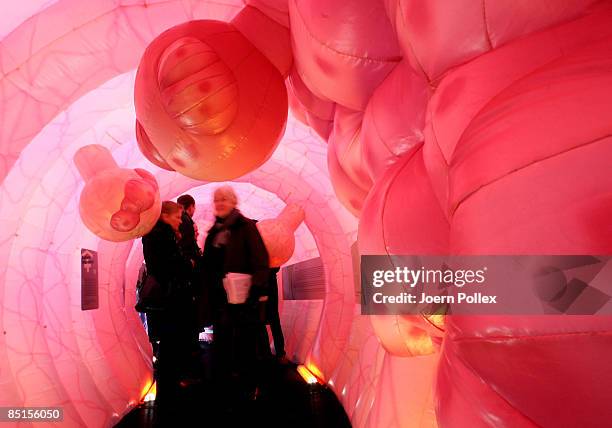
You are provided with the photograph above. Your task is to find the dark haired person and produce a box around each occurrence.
[176,194,206,353]
[142,201,194,410]
[266,267,287,364]
[177,194,201,263]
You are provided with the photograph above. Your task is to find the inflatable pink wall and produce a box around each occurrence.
[1,1,611,427]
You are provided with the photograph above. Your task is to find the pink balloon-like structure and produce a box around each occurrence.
[1,1,611,427]
[74,145,161,242]
[257,203,305,267]
[135,14,288,181]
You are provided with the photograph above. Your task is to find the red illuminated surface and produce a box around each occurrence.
[1,1,611,427]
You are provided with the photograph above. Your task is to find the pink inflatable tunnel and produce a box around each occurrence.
[0,1,611,427]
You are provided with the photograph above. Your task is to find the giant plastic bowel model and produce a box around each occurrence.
[74,145,161,241]
[426,11,612,426]
[1,1,612,427]
[356,3,612,427]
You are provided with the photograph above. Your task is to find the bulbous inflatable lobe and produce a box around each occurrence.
[358,146,449,356]
[286,68,335,141]
[288,0,401,110]
[135,121,174,171]
[135,20,288,181]
[384,0,600,81]
[257,203,305,267]
[326,107,372,217]
[361,60,429,181]
[232,5,293,76]
[422,8,612,427]
[158,37,239,136]
[74,145,161,242]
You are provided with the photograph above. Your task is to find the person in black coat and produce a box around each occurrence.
[177,194,201,262]
[141,201,194,407]
[265,267,287,362]
[202,185,270,403]
[177,194,205,349]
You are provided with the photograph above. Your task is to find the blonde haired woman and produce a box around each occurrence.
[202,185,270,406]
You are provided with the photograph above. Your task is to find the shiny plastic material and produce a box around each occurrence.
[2,2,612,428]
[135,20,288,181]
[286,68,336,141]
[361,61,429,180]
[74,145,161,242]
[288,0,401,111]
[257,203,305,267]
[232,5,293,76]
[385,0,599,81]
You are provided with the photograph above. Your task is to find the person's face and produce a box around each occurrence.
[214,191,236,219]
[161,210,182,232]
[186,205,195,217]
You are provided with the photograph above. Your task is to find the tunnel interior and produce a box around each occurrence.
[1,1,612,427]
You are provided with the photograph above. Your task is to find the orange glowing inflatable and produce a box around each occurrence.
[257,203,305,267]
[74,145,161,242]
[134,20,288,181]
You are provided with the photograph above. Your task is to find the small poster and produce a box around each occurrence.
[81,249,99,310]
[281,257,325,300]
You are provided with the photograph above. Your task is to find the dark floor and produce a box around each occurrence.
[115,343,352,428]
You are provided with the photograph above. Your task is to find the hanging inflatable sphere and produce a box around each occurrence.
[134,20,288,181]
[135,121,174,171]
[74,145,161,242]
[257,203,305,267]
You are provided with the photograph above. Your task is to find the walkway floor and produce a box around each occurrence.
[115,343,352,428]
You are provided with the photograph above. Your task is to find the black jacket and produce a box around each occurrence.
[202,209,270,310]
[265,267,281,322]
[142,220,193,306]
[178,211,201,263]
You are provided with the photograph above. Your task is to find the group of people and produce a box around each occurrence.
[139,185,287,409]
